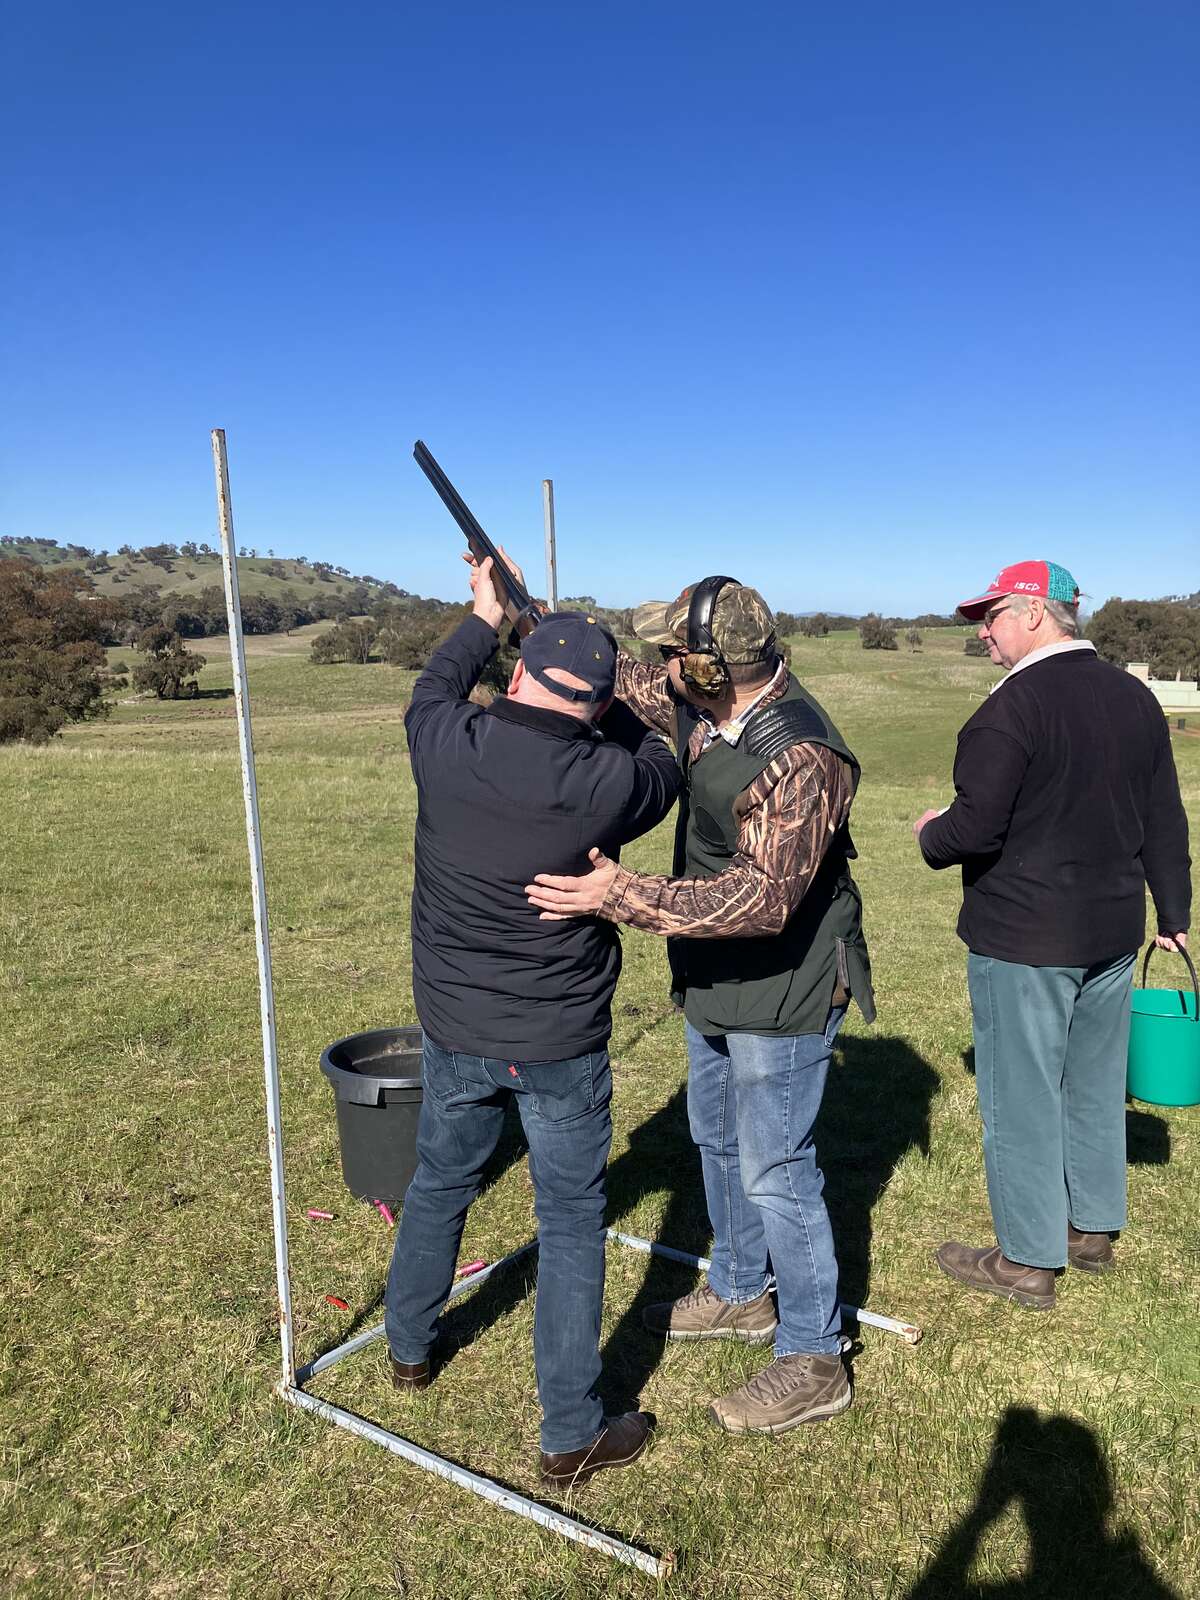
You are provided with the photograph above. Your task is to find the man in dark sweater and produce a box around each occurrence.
[385,555,680,1488]
[915,560,1191,1309]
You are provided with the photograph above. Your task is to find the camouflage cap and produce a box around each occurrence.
[631,582,777,666]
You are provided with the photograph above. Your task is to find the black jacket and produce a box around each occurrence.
[920,648,1191,966]
[407,616,681,1060]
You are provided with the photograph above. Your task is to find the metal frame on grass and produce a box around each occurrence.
[210,429,920,1584]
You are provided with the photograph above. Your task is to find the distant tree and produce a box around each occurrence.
[310,620,376,665]
[906,628,922,652]
[859,613,897,651]
[131,626,206,698]
[239,594,284,635]
[161,602,208,639]
[799,613,830,638]
[0,559,114,742]
[964,636,990,657]
[773,611,799,637]
[1088,599,1200,680]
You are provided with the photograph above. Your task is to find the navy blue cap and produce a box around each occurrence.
[520,611,617,704]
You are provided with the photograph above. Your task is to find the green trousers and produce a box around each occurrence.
[967,950,1135,1269]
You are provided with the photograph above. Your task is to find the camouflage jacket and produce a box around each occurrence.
[599,653,854,937]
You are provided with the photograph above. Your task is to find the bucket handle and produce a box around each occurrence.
[1139,942,1199,1018]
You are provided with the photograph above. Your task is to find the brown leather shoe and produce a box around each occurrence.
[389,1353,432,1391]
[540,1412,652,1490]
[1068,1222,1116,1274]
[935,1241,1055,1310]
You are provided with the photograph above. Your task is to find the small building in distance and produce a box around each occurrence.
[1126,662,1200,711]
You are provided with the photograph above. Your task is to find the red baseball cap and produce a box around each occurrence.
[956,560,1081,622]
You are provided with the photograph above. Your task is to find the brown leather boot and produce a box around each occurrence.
[642,1283,777,1343]
[540,1412,652,1489]
[708,1353,851,1435]
[935,1241,1055,1310]
[1067,1222,1116,1274]
[389,1353,432,1391]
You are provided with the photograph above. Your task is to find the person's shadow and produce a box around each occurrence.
[597,1085,708,1407]
[905,1406,1180,1598]
[817,1033,939,1310]
[596,1034,939,1406]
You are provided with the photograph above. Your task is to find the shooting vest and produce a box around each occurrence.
[669,674,875,1037]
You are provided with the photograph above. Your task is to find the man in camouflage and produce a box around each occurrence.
[527,581,875,1435]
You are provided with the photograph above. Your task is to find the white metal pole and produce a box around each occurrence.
[280,1387,675,1578]
[542,478,558,611]
[605,1229,923,1345]
[211,428,296,1388]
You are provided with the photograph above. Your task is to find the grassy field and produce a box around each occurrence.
[2,626,1197,1599]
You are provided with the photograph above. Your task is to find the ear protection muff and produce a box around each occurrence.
[681,575,739,698]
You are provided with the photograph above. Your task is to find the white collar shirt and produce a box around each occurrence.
[989,638,1096,695]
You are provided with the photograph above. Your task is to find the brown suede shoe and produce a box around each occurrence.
[642,1283,777,1343]
[1068,1222,1116,1274]
[540,1412,652,1489]
[389,1353,432,1391]
[935,1241,1055,1310]
[708,1353,851,1435]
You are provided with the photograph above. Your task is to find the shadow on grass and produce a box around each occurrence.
[820,1033,938,1309]
[307,1101,531,1365]
[905,1405,1180,1599]
[596,1035,938,1405]
[600,1085,711,1409]
[1126,1106,1171,1165]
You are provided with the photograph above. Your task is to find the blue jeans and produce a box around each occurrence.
[385,1036,612,1454]
[968,951,1135,1269]
[685,1010,846,1358]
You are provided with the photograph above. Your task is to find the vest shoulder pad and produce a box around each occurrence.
[743,699,828,763]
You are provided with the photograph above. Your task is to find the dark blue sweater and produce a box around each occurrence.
[406,615,681,1060]
[920,650,1191,966]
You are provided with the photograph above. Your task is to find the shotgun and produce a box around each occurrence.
[413,440,543,640]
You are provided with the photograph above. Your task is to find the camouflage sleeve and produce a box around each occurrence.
[599,745,853,937]
[614,649,678,739]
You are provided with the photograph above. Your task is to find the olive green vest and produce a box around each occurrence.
[669,675,875,1037]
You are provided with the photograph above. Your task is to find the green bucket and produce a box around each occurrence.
[1127,944,1200,1108]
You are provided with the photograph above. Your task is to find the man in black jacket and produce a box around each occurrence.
[385,555,679,1489]
[915,560,1191,1309]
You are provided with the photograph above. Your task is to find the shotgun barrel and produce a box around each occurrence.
[413,440,542,640]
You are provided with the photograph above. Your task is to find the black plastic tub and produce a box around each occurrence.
[319,1026,424,1205]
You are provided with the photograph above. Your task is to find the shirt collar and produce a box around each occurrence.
[485,696,601,741]
[989,638,1096,695]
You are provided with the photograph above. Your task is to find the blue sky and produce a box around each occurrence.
[4,1,1197,614]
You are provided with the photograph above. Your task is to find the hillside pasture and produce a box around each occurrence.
[2,625,1197,1598]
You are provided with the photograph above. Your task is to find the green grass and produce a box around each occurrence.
[2,627,1197,1598]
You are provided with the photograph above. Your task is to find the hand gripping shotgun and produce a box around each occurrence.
[413,440,543,642]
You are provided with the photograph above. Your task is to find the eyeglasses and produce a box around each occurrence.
[981,604,1014,629]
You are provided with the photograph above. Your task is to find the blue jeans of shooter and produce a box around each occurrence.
[685,1009,846,1358]
[968,951,1135,1270]
[384,1036,612,1455]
